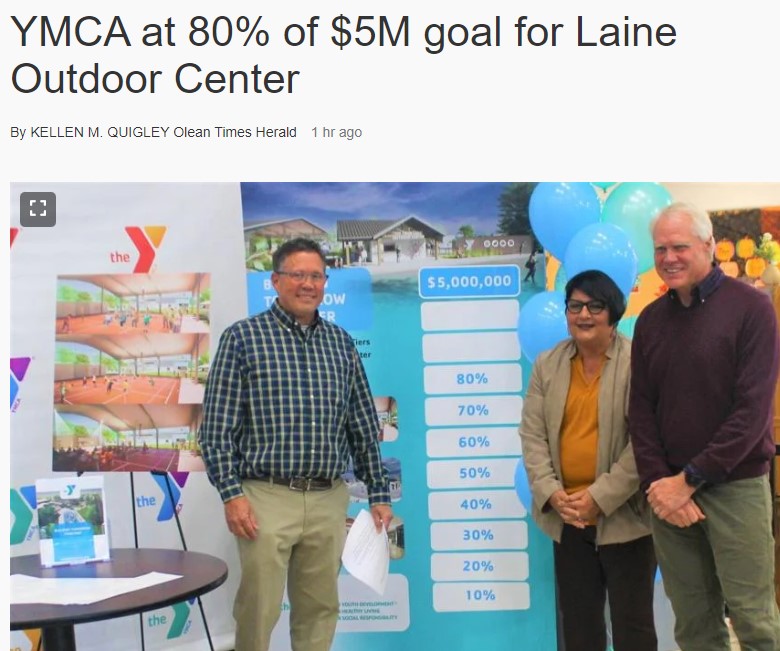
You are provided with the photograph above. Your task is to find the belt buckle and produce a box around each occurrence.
[289,477,310,491]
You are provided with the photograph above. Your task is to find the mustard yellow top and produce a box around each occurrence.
[559,354,602,496]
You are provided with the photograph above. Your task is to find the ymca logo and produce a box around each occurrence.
[169,599,196,639]
[125,226,167,272]
[10,357,32,412]
[10,629,41,651]
[10,485,36,545]
[150,472,189,521]
[147,598,195,639]
[11,226,20,247]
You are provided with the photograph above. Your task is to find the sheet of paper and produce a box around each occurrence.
[10,571,182,605]
[341,509,389,595]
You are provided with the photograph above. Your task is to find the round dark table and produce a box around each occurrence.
[11,548,228,651]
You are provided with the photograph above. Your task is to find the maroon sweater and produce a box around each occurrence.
[629,267,779,489]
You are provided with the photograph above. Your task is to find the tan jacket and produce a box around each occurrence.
[519,334,650,545]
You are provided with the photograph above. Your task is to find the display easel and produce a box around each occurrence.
[130,471,216,651]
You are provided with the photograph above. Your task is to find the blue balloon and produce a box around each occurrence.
[529,182,602,261]
[514,458,532,514]
[616,315,638,339]
[553,265,568,293]
[517,291,568,363]
[563,223,639,297]
[601,182,672,273]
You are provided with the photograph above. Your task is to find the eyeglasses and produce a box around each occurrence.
[565,299,607,315]
[275,271,329,284]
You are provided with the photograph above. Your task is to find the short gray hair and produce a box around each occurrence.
[650,202,713,242]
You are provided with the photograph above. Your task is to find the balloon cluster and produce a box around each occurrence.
[518,182,672,363]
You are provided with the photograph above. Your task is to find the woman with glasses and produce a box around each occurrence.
[520,269,657,651]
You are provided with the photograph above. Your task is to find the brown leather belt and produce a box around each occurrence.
[260,476,334,491]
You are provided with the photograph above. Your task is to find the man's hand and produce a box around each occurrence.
[660,499,706,528]
[647,473,695,520]
[370,504,393,532]
[549,490,585,528]
[224,496,259,540]
[568,489,602,523]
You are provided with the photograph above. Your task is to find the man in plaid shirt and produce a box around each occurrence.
[199,238,392,651]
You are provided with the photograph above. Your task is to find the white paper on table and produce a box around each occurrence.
[10,571,182,605]
[341,509,389,595]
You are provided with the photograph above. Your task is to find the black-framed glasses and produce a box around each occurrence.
[565,299,606,315]
[275,271,329,284]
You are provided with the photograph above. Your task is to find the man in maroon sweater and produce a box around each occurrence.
[629,202,780,651]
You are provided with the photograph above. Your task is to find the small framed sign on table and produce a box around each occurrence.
[35,476,110,567]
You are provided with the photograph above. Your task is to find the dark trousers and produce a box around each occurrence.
[554,525,658,651]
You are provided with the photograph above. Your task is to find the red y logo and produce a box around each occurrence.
[11,227,19,247]
[125,226,167,272]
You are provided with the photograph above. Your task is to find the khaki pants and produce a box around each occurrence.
[652,475,780,651]
[233,479,349,651]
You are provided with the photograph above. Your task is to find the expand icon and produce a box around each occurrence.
[11,357,32,412]
[10,485,37,545]
[150,472,189,522]
[125,226,167,273]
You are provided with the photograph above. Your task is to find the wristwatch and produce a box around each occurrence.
[683,465,706,490]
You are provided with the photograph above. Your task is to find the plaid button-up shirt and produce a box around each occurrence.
[199,300,390,505]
